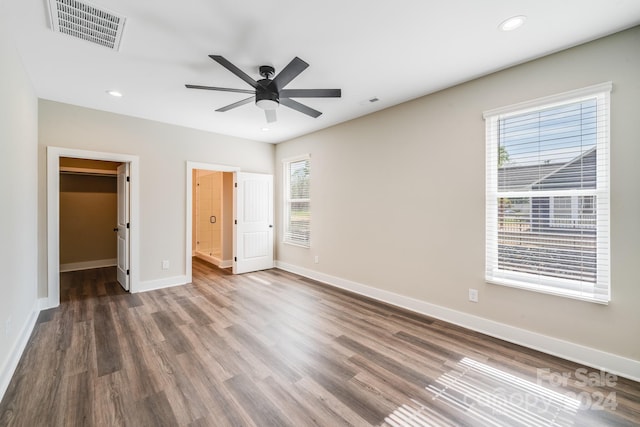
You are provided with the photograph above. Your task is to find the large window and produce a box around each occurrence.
[283,155,311,247]
[484,83,611,303]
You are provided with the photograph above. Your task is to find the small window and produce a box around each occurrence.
[283,155,310,247]
[484,83,611,303]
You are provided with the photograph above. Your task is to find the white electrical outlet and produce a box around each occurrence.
[314,255,319,264]
[162,260,170,270]
[469,288,479,303]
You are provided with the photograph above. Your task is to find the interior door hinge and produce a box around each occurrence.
[234,219,237,225]
[234,257,237,262]
[234,182,237,188]
[126,223,130,229]
[126,176,130,182]
[126,269,130,275]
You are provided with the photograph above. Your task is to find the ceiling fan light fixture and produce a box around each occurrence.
[255,90,279,110]
[256,99,279,110]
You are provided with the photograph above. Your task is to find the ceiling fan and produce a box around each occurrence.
[186,55,341,123]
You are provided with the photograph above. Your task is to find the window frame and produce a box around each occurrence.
[282,154,311,248]
[484,82,611,304]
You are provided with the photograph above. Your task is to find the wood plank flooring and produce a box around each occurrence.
[1,258,638,426]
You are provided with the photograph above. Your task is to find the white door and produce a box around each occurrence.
[234,172,274,274]
[116,163,130,290]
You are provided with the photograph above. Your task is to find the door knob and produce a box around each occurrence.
[113,227,118,232]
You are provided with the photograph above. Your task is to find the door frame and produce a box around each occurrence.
[47,147,140,308]
[185,161,240,284]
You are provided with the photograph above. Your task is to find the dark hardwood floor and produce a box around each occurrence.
[1,258,638,426]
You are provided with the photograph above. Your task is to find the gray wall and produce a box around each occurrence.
[0,24,38,391]
[275,27,640,363]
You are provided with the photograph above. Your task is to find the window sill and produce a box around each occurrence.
[283,240,310,249]
[486,277,609,305]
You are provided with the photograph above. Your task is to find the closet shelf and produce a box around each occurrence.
[60,166,117,177]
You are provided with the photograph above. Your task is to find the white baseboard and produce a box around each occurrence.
[0,302,40,402]
[195,252,232,269]
[275,261,640,382]
[135,275,189,293]
[39,297,55,311]
[60,258,116,272]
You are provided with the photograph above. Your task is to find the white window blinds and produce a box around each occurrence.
[283,155,311,247]
[484,83,611,303]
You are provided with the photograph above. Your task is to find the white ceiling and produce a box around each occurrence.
[3,0,640,143]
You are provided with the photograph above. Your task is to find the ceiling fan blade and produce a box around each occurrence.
[216,96,254,112]
[209,55,261,89]
[269,57,309,92]
[185,84,255,94]
[280,88,341,98]
[280,98,322,118]
[265,109,277,123]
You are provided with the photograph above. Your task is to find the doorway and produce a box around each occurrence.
[46,147,139,308]
[185,162,274,281]
[185,162,239,284]
[192,169,234,269]
[58,157,119,274]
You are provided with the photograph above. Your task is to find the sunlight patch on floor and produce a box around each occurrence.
[426,357,579,426]
[384,357,580,427]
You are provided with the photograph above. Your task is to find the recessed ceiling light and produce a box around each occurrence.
[499,15,527,32]
[106,90,123,97]
[261,127,269,132]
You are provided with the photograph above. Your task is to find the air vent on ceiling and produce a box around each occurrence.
[47,0,126,51]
